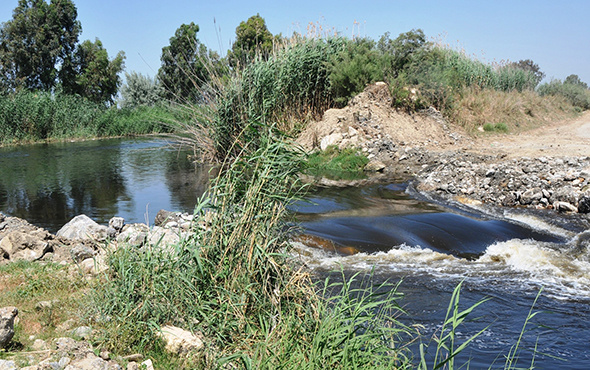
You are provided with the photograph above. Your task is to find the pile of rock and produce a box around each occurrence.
[0,321,202,369]
[296,82,466,174]
[416,153,590,214]
[0,209,205,369]
[0,209,198,272]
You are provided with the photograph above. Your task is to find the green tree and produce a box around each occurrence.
[229,14,275,67]
[378,29,427,74]
[0,0,80,91]
[329,38,383,106]
[120,71,163,108]
[72,38,125,106]
[158,22,219,102]
[508,59,545,86]
[564,74,588,89]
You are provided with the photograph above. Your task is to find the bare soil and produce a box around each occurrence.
[472,110,590,158]
[297,82,590,160]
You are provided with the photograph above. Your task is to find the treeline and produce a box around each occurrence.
[1,2,589,147]
[164,16,588,158]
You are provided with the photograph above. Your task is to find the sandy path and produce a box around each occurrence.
[472,111,590,158]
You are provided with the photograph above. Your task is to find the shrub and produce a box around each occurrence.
[328,38,386,106]
[538,79,590,110]
[119,71,164,109]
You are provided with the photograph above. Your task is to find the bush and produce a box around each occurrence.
[328,38,386,106]
[538,79,590,110]
[119,72,164,109]
[394,46,537,112]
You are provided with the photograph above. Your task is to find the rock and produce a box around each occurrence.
[54,337,91,356]
[554,201,578,213]
[108,217,125,231]
[57,215,108,241]
[127,362,139,370]
[520,188,543,205]
[140,359,154,370]
[0,307,18,349]
[70,244,96,263]
[364,159,386,172]
[149,227,181,247]
[122,354,143,362]
[116,224,149,247]
[32,338,49,351]
[154,210,176,227]
[35,300,58,311]
[78,256,108,276]
[578,195,590,214]
[0,360,17,370]
[552,187,579,205]
[320,132,343,151]
[107,227,118,239]
[71,326,92,340]
[69,353,111,370]
[57,319,77,332]
[0,232,50,262]
[158,325,204,355]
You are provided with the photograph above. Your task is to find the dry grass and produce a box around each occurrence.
[0,261,88,350]
[451,87,578,134]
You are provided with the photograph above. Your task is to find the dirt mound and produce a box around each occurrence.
[297,82,465,152]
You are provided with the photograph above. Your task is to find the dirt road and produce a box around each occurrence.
[474,111,590,158]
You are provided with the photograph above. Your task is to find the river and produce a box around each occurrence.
[1,137,589,369]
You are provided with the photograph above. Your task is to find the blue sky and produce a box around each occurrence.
[1,0,589,84]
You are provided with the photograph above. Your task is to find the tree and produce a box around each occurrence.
[0,0,80,91]
[564,74,588,89]
[229,14,275,67]
[508,59,545,86]
[378,29,427,75]
[158,22,219,102]
[120,71,163,108]
[72,38,125,106]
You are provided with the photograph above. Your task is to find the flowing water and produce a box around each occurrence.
[1,138,589,368]
[292,182,590,369]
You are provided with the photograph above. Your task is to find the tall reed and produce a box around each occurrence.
[0,91,173,144]
[212,38,343,158]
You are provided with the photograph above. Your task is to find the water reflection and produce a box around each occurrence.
[0,138,214,232]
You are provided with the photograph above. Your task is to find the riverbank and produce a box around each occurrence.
[300,83,590,215]
[2,102,590,368]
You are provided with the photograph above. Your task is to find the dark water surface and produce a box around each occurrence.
[0,137,213,233]
[2,138,590,368]
[293,184,590,369]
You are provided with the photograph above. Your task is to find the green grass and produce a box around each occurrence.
[305,145,369,178]
[0,261,88,357]
[483,122,509,133]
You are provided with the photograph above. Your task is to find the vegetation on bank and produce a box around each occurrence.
[305,145,370,179]
[0,3,585,369]
[0,91,176,144]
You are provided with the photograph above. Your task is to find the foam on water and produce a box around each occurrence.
[292,236,590,301]
[502,211,574,238]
